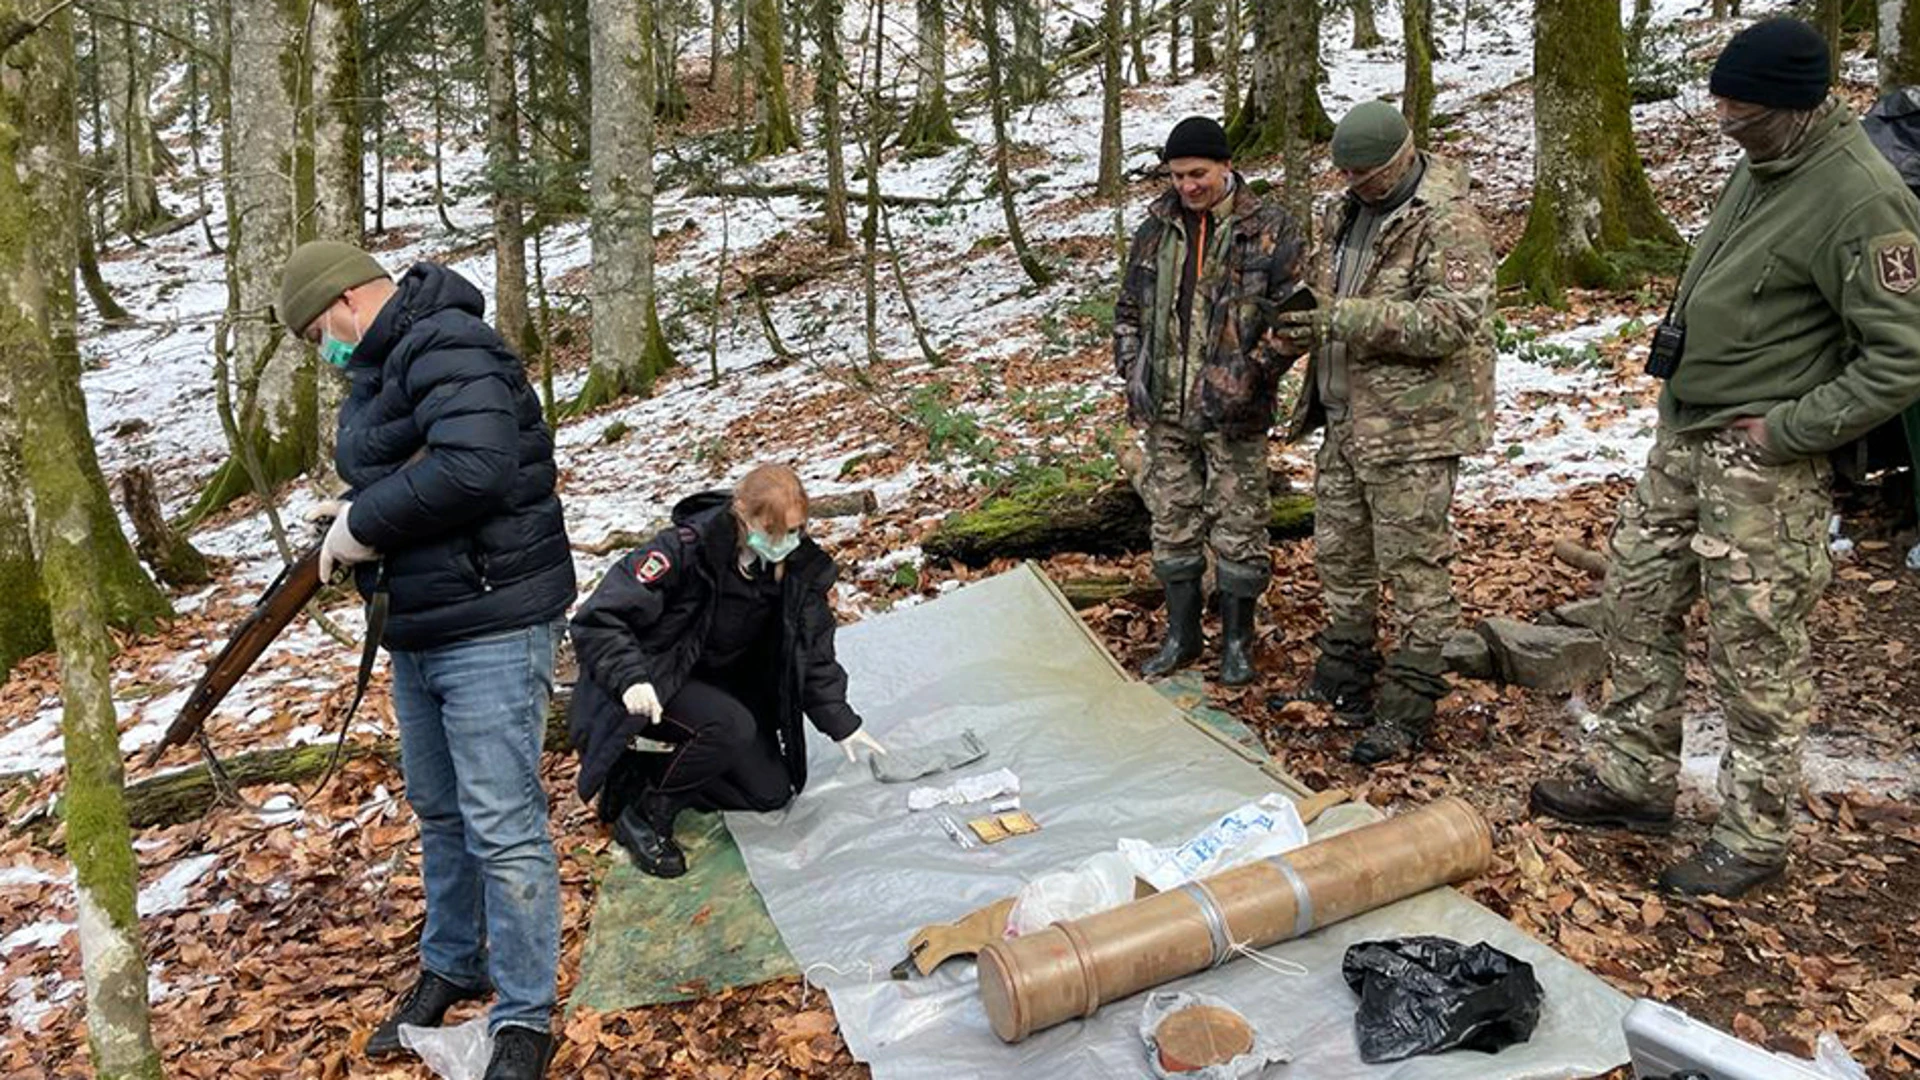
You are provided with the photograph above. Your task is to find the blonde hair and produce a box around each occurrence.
[734,462,809,530]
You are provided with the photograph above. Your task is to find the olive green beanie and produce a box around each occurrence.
[1331,101,1412,171]
[278,240,388,334]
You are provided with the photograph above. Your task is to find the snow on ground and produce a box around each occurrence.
[3,0,1812,784]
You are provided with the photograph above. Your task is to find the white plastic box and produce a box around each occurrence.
[1625,999,1832,1080]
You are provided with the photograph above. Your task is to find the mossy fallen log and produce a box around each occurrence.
[107,697,575,831]
[922,479,1314,568]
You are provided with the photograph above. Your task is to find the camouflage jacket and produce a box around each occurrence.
[1114,179,1307,438]
[1283,154,1496,465]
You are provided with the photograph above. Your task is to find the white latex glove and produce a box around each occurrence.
[839,728,887,763]
[622,683,663,725]
[309,500,378,580]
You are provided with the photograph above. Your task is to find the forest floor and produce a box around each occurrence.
[4,0,1919,1075]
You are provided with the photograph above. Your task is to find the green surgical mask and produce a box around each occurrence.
[747,529,801,564]
[319,333,356,368]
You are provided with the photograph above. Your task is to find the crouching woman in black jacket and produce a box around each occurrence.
[568,464,885,877]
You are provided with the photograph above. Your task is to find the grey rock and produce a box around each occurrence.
[1548,597,1605,632]
[1444,629,1495,679]
[1476,617,1607,694]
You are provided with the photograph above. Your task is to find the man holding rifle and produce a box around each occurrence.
[277,241,575,1078]
[1532,19,1920,898]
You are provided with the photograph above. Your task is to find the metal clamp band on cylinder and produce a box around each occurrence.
[1264,853,1315,938]
[1179,880,1233,968]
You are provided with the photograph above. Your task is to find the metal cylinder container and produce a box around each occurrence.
[976,796,1494,1043]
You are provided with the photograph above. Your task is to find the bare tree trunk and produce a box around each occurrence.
[1097,0,1124,199]
[1500,0,1682,306]
[579,0,675,409]
[1191,0,1216,72]
[0,10,163,1074]
[1403,0,1435,146]
[1228,0,1331,156]
[816,0,851,246]
[1883,0,1920,88]
[101,1,168,234]
[485,0,534,356]
[431,23,456,232]
[78,204,131,323]
[311,0,364,244]
[1352,0,1383,48]
[983,0,1054,285]
[1168,8,1181,78]
[901,0,963,152]
[710,0,726,87]
[862,0,885,367]
[1128,0,1149,81]
[190,0,319,523]
[1222,0,1240,123]
[749,0,802,155]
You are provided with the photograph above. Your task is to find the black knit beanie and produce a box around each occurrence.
[1709,18,1830,110]
[1161,116,1232,163]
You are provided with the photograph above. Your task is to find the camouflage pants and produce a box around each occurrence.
[1314,420,1461,684]
[1593,423,1832,863]
[1139,420,1271,569]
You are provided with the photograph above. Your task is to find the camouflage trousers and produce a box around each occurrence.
[1593,423,1832,864]
[1139,420,1271,569]
[1314,421,1461,689]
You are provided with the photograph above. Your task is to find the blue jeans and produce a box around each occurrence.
[390,621,562,1034]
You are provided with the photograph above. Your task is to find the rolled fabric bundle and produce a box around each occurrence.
[976,796,1493,1043]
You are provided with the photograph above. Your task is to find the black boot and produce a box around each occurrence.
[612,789,687,878]
[1530,770,1675,834]
[365,970,491,1060]
[1657,840,1784,898]
[1349,650,1445,766]
[483,1025,554,1080]
[1214,559,1268,687]
[1269,620,1379,719]
[1141,557,1206,678]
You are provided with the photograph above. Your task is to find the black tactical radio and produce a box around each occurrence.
[1645,318,1685,380]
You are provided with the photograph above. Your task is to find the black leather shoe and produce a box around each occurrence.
[613,795,686,878]
[484,1025,554,1080]
[1658,840,1783,898]
[365,970,491,1059]
[1529,771,1675,834]
[1142,574,1205,677]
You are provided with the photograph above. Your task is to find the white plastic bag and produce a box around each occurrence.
[400,1016,492,1080]
[1007,850,1137,936]
[1809,1032,1871,1080]
[1119,794,1309,892]
[1138,991,1292,1079]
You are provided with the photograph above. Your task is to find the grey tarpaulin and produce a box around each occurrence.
[725,565,1631,1079]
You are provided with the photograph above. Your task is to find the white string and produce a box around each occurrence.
[1227,939,1309,979]
[798,959,883,1006]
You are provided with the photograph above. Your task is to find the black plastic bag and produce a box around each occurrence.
[1863,87,1920,199]
[1341,936,1544,1064]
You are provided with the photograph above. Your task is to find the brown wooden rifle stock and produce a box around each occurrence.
[143,539,326,768]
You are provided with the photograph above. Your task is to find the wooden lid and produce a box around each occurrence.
[1154,1004,1255,1072]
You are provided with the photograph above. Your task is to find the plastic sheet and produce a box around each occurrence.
[400,1016,490,1080]
[726,566,1631,1079]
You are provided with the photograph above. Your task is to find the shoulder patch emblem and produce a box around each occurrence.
[1877,240,1918,295]
[1444,252,1473,291]
[636,550,671,584]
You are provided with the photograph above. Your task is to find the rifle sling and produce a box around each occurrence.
[198,565,391,815]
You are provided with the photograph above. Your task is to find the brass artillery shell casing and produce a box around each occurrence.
[977,796,1494,1043]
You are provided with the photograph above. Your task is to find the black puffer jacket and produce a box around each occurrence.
[337,263,575,650]
[567,492,862,802]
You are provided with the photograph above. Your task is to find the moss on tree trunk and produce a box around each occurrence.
[923,478,1314,567]
[1402,0,1435,147]
[1225,0,1333,157]
[748,0,800,157]
[1498,0,1683,306]
[0,6,164,1074]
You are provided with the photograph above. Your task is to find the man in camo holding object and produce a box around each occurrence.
[1533,18,1920,898]
[1267,101,1496,766]
[1113,116,1307,686]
